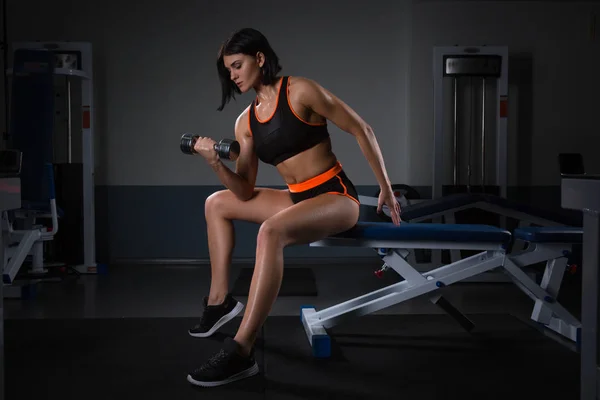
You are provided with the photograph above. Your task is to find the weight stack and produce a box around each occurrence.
[52,163,84,266]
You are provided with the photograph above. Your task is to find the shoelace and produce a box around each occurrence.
[195,349,229,373]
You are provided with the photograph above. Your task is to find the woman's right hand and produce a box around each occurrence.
[193,136,219,166]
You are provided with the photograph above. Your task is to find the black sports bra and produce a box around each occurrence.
[248,76,330,166]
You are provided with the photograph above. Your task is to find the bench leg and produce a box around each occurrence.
[301,250,504,357]
[430,294,475,332]
[503,257,580,341]
[531,257,567,323]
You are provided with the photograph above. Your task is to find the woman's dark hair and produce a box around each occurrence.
[217,28,282,111]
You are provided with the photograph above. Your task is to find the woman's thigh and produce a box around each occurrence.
[259,193,360,247]
[205,187,295,225]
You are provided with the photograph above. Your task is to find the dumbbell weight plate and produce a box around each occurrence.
[214,138,240,161]
[180,133,196,154]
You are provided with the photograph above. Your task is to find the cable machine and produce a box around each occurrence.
[7,41,97,274]
[432,46,509,200]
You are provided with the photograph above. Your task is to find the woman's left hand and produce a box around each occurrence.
[377,186,401,225]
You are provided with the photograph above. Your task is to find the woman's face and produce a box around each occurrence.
[223,53,263,93]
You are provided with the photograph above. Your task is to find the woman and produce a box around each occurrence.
[186,27,401,387]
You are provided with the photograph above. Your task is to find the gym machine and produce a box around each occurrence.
[432,46,509,199]
[4,41,98,284]
[0,150,23,400]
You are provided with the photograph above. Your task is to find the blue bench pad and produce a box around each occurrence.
[334,222,511,245]
[514,227,582,244]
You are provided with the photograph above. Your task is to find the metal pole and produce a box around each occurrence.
[581,211,600,400]
[0,212,4,400]
[2,0,8,145]
[481,77,486,188]
[67,77,72,163]
[453,77,458,186]
[467,77,473,190]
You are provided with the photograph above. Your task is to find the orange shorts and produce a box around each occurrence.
[287,162,360,205]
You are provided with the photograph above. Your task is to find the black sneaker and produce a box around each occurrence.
[187,337,259,387]
[188,294,244,338]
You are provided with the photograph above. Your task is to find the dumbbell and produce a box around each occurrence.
[180,133,240,161]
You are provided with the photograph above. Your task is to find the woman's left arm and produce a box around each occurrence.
[294,77,401,224]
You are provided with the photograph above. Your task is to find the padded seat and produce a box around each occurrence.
[335,221,511,246]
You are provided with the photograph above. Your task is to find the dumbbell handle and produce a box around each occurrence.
[185,135,221,152]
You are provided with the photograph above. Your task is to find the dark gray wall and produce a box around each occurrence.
[94,184,568,263]
[409,0,600,186]
[97,185,383,263]
[2,0,599,263]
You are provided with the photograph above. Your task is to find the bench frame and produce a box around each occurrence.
[302,227,581,358]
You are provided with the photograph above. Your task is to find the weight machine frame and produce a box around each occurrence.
[432,46,509,200]
[7,41,97,274]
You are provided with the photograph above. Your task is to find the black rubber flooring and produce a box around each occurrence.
[232,267,318,297]
[4,313,579,399]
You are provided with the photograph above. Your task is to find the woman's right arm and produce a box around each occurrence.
[209,107,258,201]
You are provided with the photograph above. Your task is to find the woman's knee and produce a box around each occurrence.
[257,219,287,248]
[204,189,233,219]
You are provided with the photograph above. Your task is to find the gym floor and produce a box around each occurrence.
[3,261,582,399]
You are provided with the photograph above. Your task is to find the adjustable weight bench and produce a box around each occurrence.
[303,222,511,358]
[301,222,582,358]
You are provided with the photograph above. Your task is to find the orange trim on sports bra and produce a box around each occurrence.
[286,77,327,127]
[247,106,253,137]
[253,77,284,124]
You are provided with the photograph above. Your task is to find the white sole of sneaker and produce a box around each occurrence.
[188,301,244,338]
[186,361,259,387]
